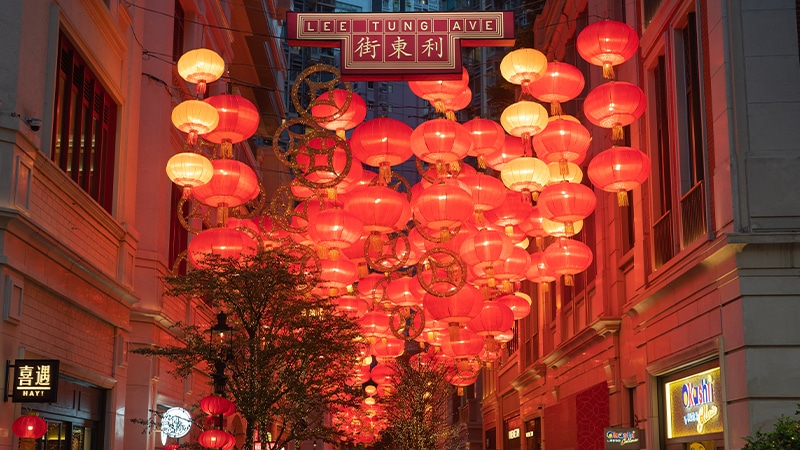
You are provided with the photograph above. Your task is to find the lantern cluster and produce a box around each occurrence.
[197,395,237,449]
[577,19,651,206]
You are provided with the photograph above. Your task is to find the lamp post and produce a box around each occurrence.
[209,311,233,395]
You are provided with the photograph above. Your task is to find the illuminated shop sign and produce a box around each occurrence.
[508,428,520,439]
[286,11,515,80]
[604,428,644,450]
[10,359,60,402]
[665,367,723,439]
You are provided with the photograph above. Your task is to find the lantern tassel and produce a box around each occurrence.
[326,187,338,202]
[329,247,341,260]
[434,100,446,113]
[539,282,550,294]
[181,186,192,199]
[478,155,487,169]
[603,63,615,80]
[501,280,512,294]
[439,227,451,242]
[317,245,329,260]
[550,101,563,116]
[612,124,625,142]
[446,110,456,121]
[532,190,540,201]
[369,231,382,253]
[565,221,574,236]
[449,323,461,342]
[458,387,464,396]
[357,262,369,278]
[617,190,630,207]
[379,162,392,185]
[196,80,208,96]
[535,236,544,251]
[336,129,346,139]
[221,140,233,159]
[560,159,569,177]
[474,210,486,228]
[564,274,574,286]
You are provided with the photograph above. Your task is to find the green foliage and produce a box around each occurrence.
[133,250,364,450]
[743,406,800,450]
[376,351,463,450]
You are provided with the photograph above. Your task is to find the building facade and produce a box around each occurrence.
[480,1,800,450]
[0,0,285,449]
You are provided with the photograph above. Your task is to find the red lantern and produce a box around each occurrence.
[370,363,397,385]
[484,190,534,235]
[577,19,639,79]
[191,159,260,208]
[410,119,473,170]
[459,173,507,227]
[527,61,585,115]
[517,205,547,246]
[424,284,484,325]
[537,182,597,235]
[409,68,470,112]
[583,81,646,141]
[164,444,181,450]
[413,181,474,239]
[311,89,367,134]
[532,115,591,171]
[202,94,260,157]
[344,185,410,234]
[198,429,234,449]
[359,310,391,341]
[472,245,531,292]
[317,256,359,296]
[467,301,515,337]
[587,146,651,206]
[200,395,235,416]
[463,118,506,169]
[385,276,426,308]
[332,294,369,318]
[526,251,558,284]
[12,413,48,440]
[543,238,593,286]
[441,87,472,120]
[496,293,532,320]
[459,228,514,274]
[350,118,414,183]
[309,207,364,259]
[484,134,526,171]
[372,336,406,362]
[188,228,257,268]
[440,327,485,359]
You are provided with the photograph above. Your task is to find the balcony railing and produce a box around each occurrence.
[652,210,675,269]
[680,181,706,248]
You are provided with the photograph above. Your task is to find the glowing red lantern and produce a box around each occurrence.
[409,68,470,112]
[413,181,474,239]
[463,118,506,169]
[188,228,257,268]
[543,238,593,286]
[440,327,485,359]
[332,295,369,318]
[309,207,364,259]
[532,115,591,171]
[472,245,531,292]
[191,159,260,208]
[467,301,515,337]
[441,87,472,120]
[201,395,235,416]
[202,94,260,157]
[527,61,585,115]
[350,118,414,183]
[344,185,410,234]
[12,413,48,440]
[496,293,532,320]
[526,251,558,284]
[459,173,507,227]
[359,310,391,341]
[459,228,514,274]
[517,205,547,244]
[484,190,534,235]
[410,119,473,170]
[424,284,484,325]
[311,89,367,135]
[317,256,359,296]
[370,363,397,385]
[485,134,526,171]
[537,182,597,235]
[198,429,234,449]
[577,19,639,79]
[372,336,405,362]
[385,276,426,308]
[583,81,646,141]
[587,146,651,206]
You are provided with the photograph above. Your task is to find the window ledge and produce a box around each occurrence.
[540,317,621,369]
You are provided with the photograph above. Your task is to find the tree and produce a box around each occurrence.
[742,406,800,450]
[375,349,463,450]
[134,249,364,450]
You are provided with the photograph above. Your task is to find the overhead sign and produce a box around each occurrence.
[604,428,644,449]
[11,359,59,402]
[286,11,515,80]
[665,367,723,438]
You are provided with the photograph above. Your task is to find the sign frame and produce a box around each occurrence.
[6,359,60,403]
[604,427,644,450]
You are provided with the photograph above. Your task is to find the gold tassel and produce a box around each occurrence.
[326,188,338,202]
[612,124,625,142]
[329,247,341,260]
[458,387,464,396]
[221,141,233,159]
[560,159,569,177]
[481,285,491,299]
[474,210,486,228]
[336,129,346,139]
[317,245,329,260]
[550,101,563,116]
[617,190,630,207]
[603,63,615,80]
[358,262,369,278]
[501,280,512,293]
[564,274,574,286]
[217,205,229,227]
[379,163,392,185]
[540,282,550,294]
[505,225,514,236]
[434,100,445,113]
[532,190,540,201]
[436,160,446,178]
[449,324,460,342]
[439,228,451,242]
[369,232,382,253]
[478,155,487,169]
[450,161,461,173]
[535,236,544,251]
[446,110,455,121]
[565,221,574,236]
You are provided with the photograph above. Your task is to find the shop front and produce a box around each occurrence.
[661,362,723,450]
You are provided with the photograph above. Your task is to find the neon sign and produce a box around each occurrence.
[665,367,723,438]
[604,428,643,449]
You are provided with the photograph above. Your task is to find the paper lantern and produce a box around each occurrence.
[372,336,405,362]
[583,81,646,141]
[543,238,593,286]
[500,156,550,201]
[526,251,558,284]
[577,19,639,79]
[500,48,548,89]
[198,429,235,449]
[200,395,235,416]
[485,134,526,171]
[331,295,369,318]
[12,413,48,440]
[532,115,591,171]
[171,100,219,145]
[309,207,364,259]
[500,101,549,141]
[587,146,651,206]
[413,181,474,239]
[425,284,484,324]
[350,118,414,182]
[441,87,472,120]
[188,228,257,268]
[344,185,410,234]
[166,152,214,197]
[527,61,585,115]
[177,48,225,95]
[317,257,359,296]
[547,161,584,185]
[463,118,506,168]
[202,94,260,156]
[440,327,485,359]
[385,276,426,308]
[409,68,470,112]
[311,89,367,134]
[537,182,596,235]
[370,363,397,385]
[410,118,474,170]
[484,190,533,235]
[459,173,507,227]
[191,159,260,208]
[467,301,515,337]
[496,293,532,320]
[459,228,514,273]
[359,310,391,340]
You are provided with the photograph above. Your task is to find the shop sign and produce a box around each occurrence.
[286,11,515,80]
[507,428,520,439]
[665,367,723,438]
[525,430,535,438]
[10,359,59,402]
[604,427,644,449]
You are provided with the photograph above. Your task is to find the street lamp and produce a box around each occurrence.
[209,311,233,395]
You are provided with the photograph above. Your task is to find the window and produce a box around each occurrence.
[173,0,185,62]
[52,32,118,214]
[645,10,708,270]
